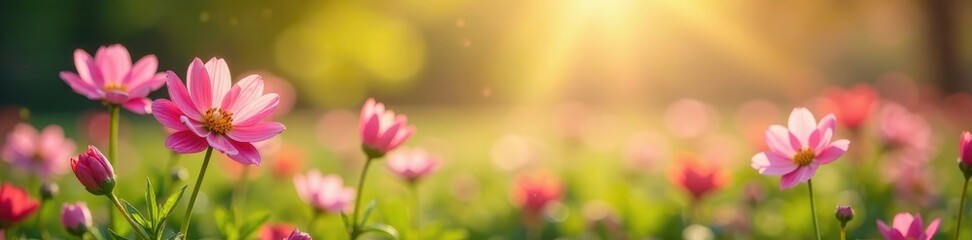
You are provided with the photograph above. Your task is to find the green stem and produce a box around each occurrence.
[108,105,120,230]
[309,209,322,236]
[957,178,970,240]
[87,225,105,240]
[233,166,251,226]
[840,227,846,240]
[350,157,374,239]
[107,193,150,240]
[410,182,420,240]
[180,147,214,239]
[808,179,820,240]
[37,199,50,240]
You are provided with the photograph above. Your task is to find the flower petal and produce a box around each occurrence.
[151,99,188,131]
[787,107,817,148]
[165,71,203,121]
[165,131,208,153]
[124,54,159,87]
[227,122,285,143]
[892,213,915,234]
[180,116,211,138]
[104,90,130,105]
[186,58,212,111]
[925,218,941,240]
[361,114,380,146]
[72,49,97,85]
[751,152,798,176]
[59,72,102,99]
[377,121,403,152]
[779,165,817,190]
[878,220,905,240]
[207,134,239,155]
[232,94,279,126]
[226,140,260,165]
[905,214,923,238]
[765,125,797,156]
[122,98,152,115]
[95,44,132,84]
[222,75,263,112]
[386,125,415,151]
[814,139,849,164]
[204,58,232,106]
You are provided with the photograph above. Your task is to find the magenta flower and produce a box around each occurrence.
[60,202,93,236]
[152,58,285,165]
[1,123,76,179]
[70,146,116,195]
[876,213,940,240]
[293,170,355,213]
[59,44,165,114]
[960,131,972,166]
[386,147,441,182]
[285,228,312,240]
[359,98,415,158]
[751,108,850,190]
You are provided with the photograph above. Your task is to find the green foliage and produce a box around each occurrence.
[214,208,270,240]
[115,179,188,240]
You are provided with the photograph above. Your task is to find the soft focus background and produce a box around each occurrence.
[3,0,972,239]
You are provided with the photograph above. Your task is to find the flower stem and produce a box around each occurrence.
[350,157,374,239]
[86,225,105,240]
[840,227,846,240]
[309,209,322,235]
[108,104,120,230]
[107,193,150,240]
[180,147,214,239]
[233,166,251,226]
[957,178,970,240]
[410,182,420,239]
[808,179,821,240]
[37,199,50,240]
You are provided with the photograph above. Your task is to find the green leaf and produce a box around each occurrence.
[238,212,270,240]
[159,185,187,220]
[164,233,182,240]
[144,178,158,225]
[120,199,149,230]
[361,223,400,239]
[361,200,377,225]
[340,212,352,233]
[107,228,130,240]
[213,208,234,235]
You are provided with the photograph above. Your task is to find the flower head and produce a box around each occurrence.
[511,170,563,215]
[359,98,415,158]
[834,205,854,227]
[961,131,972,165]
[293,170,355,213]
[59,44,165,114]
[667,154,728,201]
[0,183,39,228]
[286,228,312,240]
[876,213,940,240]
[751,108,850,190]
[60,202,93,236]
[818,84,878,130]
[876,103,930,152]
[386,147,440,182]
[1,123,76,179]
[70,146,116,195]
[152,58,285,165]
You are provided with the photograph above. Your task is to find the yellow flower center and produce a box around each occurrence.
[203,108,233,135]
[103,83,126,91]
[792,149,815,166]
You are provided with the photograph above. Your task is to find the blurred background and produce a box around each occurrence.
[3,0,972,239]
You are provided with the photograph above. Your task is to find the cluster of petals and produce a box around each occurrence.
[359,98,414,157]
[152,58,285,165]
[386,147,440,182]
[876,213,939,240]
[511,170,563,214]
[293,170,355,213]
[59,44,165,114]
[751,108,850,189]
[667,154,728,201]
[1,123,75,179]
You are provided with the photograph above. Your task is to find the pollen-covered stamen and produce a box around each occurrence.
[203,108,233,135]
[792,149,815,166]
[103,83,126,92]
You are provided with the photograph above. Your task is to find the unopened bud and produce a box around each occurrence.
[835,205,854,227]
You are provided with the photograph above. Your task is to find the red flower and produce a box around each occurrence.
[817,84,878,130]
[0,183,39,228]
[667,154,728,201]
[259,223,296,240]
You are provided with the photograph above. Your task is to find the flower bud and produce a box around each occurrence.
[40,182,58,200]
[285,228,312,240]
[835,205,854,227]
[61,202,93,236]
[70,146,116,195]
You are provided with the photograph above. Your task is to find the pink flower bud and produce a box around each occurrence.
[70,146,116,195]
[359,98,415,158]
[960,131,972,166]
[60,202,93,236]
[285,228,312,240]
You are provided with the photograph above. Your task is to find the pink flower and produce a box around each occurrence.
[511,170,563,215]
[151,58,285,165]
[59,44,165,114]
[70,146,116,195]
[285,229,312,240]
[60,202,93,236]
[817,84,879,130]
[386,147,441,182]
[667,154,728,202]
[751,108,850,190]
[876,103,930,152]
[293,170,355,213]
[359,98,415,158]
[876,213,940,240]
[1,123,76,179]
[960,131,972,166]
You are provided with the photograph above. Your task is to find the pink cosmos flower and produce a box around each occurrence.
[151,58,285,165]
[386,147,441,182]
[876,213,940,240]
[961,131,972,165]
[293,170,355,213]
[1,123,76,179]
[59,44,165,114]
[817,84,879,130]
[60,202,93,236]
[876,103,931,152]
[667,154,728,202]
[359,98,415,158]
[751,108,850,190]
[70,146,116,195]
